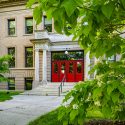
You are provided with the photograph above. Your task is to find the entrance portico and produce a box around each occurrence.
[31,30,90,86]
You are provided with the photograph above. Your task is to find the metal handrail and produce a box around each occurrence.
[58,75,66,96]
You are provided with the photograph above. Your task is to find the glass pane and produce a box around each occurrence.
[69,63,73,73]
[9,28,15,35]
[45,17,52,25]
[8,78,15,90]
[25,47,33,67]
[26,18,33,26]
[45,24,52,32]
[44,16,52,32]
[61,63,65,74]
[25,78,33,90]
[52,51,84,61]
[77,62,82,73]
[9,20,15,28]
[54,64,58,73]
[108,55,116,61]
[26,26,33,34]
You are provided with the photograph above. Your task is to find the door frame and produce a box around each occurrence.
[51,50,84,82]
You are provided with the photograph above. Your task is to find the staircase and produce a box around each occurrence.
[22,82,76,96]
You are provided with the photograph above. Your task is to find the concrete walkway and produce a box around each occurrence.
[0,95,63,125]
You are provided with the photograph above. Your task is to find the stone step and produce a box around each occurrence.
[22,82,75,96]
[22,92,64,96]
[34,86,74,90]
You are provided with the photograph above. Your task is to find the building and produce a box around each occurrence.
[0,0,95,91]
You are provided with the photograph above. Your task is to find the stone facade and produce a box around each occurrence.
[0,0,92,90]
[0,0,35,90]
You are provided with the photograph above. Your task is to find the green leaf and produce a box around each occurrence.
[63,120,68,125]
[62,0,77,17]
[52,8,65,33]
[121,0,125,9]
[33,6,43,25]
[54,21,63,34]
[118,85,125,95]
[93,87,102,100]
[70,110,78,121]
[107,84,114,95]
[26,0,36,8]
[102,106,112,118]
[101,3,114,19]
[111,92,119,103]
[78,117,84,125]
[74,0,83,6]
[46,7,56,20]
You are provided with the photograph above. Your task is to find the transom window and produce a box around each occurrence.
[25,17,33,34]
[8,19,15,35]
[8,47,15,68]
[25,47,33,67]
[52,51,84,61]
[44,16,52,32]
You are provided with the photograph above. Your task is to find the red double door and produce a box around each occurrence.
[52,60,84,82]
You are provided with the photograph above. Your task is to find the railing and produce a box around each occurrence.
[58,75,66,96]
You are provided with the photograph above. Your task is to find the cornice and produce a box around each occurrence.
[0,0,27,8]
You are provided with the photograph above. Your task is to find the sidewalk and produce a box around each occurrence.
[0,95,63,125]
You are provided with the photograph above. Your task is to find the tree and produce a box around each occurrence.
[27,0,125,58]
[27,0,125,124]
[0,56,10,81]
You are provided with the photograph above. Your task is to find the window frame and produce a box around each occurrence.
[25,47,33,67]
[25,17,33,34]
[44,16,52,32]
[8,19,16,36]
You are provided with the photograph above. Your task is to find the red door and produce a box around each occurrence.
[52,60,84,82]
[67,61,75,82]
[75,61,84,82]
[52,61,59,82]
[59,61,66,82]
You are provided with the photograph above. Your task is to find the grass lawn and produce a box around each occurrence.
[29,109,62,125]
[0,91,20,102]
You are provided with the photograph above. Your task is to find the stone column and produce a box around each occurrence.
[35,49,39,81]
[85,52,90,80]
[42,49,47,83]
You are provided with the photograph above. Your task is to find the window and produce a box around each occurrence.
[25,17,33,34]
[8,19,15,35]
[108,55,116,62]
[25,47,33,67]
[8,78,15,90]
[52,51,84,61]
[8,47,15,68]
[44,16,52,32]
[25,77,33,90]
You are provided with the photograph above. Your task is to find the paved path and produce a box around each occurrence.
[0,95,63,125]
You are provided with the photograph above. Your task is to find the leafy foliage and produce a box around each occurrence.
[0,91,20,102]
[0,56,10,82]
[26,0,125,124]
[27,0,125,58]
[58,59,125,124]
